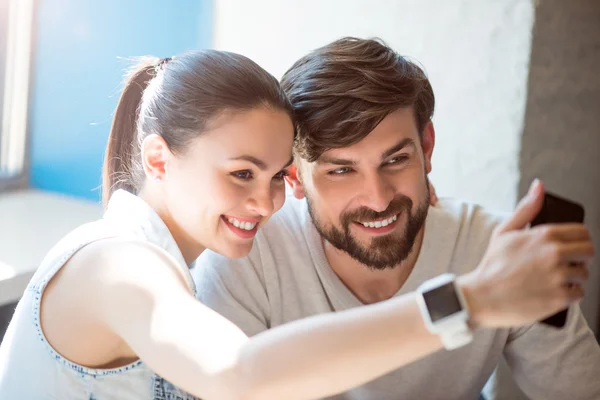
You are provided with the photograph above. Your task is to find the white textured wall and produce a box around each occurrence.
[214,0,535,212]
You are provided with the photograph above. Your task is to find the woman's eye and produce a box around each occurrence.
[273,170,290,180]
[232,170,253,180]
[328,167,352,175]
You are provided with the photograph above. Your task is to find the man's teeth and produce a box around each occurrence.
[361,214,398,228]
[227,218,258,231]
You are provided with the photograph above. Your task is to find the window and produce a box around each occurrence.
[0,0,35,187]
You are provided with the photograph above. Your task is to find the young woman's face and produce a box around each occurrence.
[158,107,294,260]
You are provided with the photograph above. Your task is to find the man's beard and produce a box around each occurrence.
[307,181,430,270]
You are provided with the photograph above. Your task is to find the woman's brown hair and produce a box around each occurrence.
[102,50,292,206]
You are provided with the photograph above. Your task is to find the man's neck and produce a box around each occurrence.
[323,227,425,305]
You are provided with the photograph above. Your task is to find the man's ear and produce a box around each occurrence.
[422,121,435,174]
[284,164,306,199]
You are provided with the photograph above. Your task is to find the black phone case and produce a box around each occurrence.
[530,192,585,328]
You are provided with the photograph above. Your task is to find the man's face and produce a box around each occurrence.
[294,107,434,270]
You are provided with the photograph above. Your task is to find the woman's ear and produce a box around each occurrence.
[141,134,169,181]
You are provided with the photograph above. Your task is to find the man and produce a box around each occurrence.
[193,37,600,399]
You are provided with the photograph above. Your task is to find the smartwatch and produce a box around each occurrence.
[416,273,473,350]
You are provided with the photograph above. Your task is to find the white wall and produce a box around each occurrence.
[0,190,102,306]
[214,0,535,212]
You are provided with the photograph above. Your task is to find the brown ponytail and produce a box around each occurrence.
[102,57,158,206]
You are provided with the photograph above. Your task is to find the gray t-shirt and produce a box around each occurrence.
[193,197,600,400]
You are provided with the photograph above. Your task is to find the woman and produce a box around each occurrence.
[0,50,589,399]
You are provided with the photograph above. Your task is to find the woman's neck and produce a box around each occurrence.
[138,188,205,267]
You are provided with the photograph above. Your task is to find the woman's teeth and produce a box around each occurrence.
[227,217,258,231]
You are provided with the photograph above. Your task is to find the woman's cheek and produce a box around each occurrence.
[272,185,287,213]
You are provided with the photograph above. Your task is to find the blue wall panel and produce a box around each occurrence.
[29,0,212,200]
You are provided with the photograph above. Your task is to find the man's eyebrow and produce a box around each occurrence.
[316,138,416,166]
[316,156,358,166]
[381,138,416,160]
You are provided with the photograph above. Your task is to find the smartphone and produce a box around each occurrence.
[530,192,585,328]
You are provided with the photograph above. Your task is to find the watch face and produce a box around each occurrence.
[423,282,463,322]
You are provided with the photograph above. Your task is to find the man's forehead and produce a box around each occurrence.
[321,108,419,157]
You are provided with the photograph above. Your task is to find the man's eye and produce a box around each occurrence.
[328,167,353,175]
[386,155,409,165]
[231,170,253,180]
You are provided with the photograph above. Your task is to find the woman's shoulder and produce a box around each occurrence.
[62,235,178,283]
[35,216,185,297]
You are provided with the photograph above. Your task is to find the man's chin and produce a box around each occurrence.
[348,227,420,268]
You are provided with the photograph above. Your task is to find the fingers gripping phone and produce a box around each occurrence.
[530,192,586,328]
